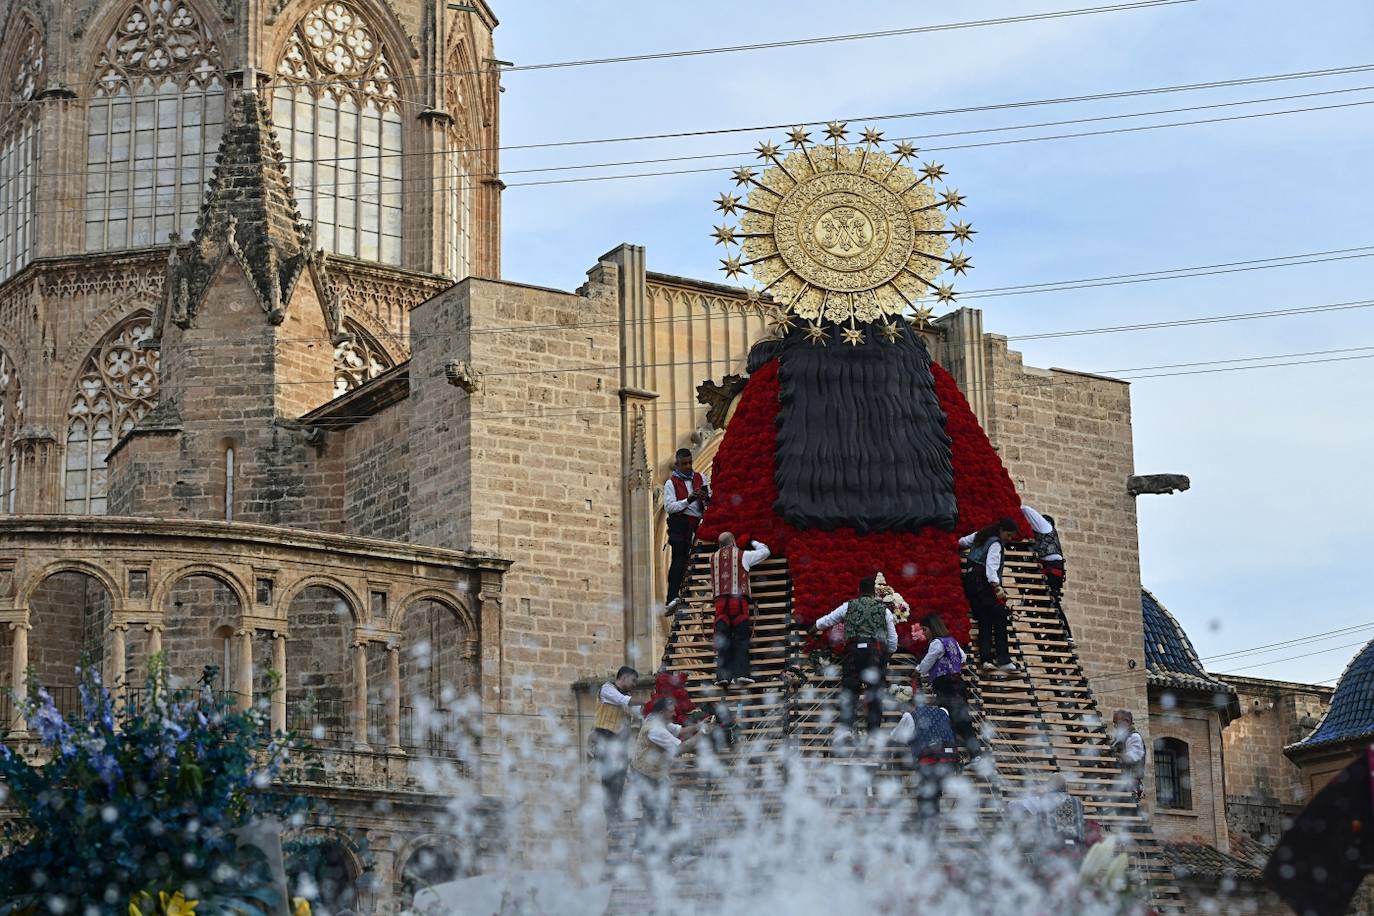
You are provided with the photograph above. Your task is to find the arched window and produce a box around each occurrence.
[442,43,473,281]
[84,0,225,252]
[1153,736,1192,809]
[64,314,160,514]
[333,319,393,395]
[0,21,44,283]
[0,348,21,512]
[273,2,403,265]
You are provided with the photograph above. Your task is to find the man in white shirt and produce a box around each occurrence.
[1022,504,1068,621]
[1112,708,1146,803]
[710,532,770,687]
[628,696,711,855]
[958,518,1020,674]
[589,665,641,823]
[816,576,898,743]
[662,448,710,614]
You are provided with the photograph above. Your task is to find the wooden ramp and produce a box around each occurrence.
[620,543,1183,913]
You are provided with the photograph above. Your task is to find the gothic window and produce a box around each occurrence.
[64,314,160,514]
[0,22,44,284]
[0,348,22,513]
[1153,736,1191,809]
[333,319,393,395]
[442,45,473,281]
[84,0,225,252]
[273,2,403,265]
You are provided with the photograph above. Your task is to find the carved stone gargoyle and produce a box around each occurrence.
[446,359,478,394]
[696,374,747,430]
[1127,474,1191,497]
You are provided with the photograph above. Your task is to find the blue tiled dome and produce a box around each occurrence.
[1288,636,1374,752]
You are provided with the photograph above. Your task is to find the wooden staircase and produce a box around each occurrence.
[626,543,1183,912]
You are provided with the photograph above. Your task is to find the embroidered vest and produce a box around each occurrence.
[965,538,1004,578]
[928,636,963,680]
[710,544,751,598]
[845,597,887,642]
[629,720,673,780]
[1033,528,1063,560]
[593,691,631,735]
[669,472,705,510]
[908,706,956,757]
[667,472,706,540]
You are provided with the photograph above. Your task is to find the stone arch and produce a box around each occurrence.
[333,317,397,396]
[266,0,419,89]
[284,581,357,745]
[76,0,228,91]
[396,835,465,907]
[20,558,122,607]
[25,567,116,700]
[279,574,364,626]
[393,590,477,750]
[286,826,368,914]
[389,587,476,635]
[0,11,42,287]
[157,566,247,690]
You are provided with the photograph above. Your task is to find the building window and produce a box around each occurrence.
[444,133,472,280]
[333,319,393,395]
[84,0,225,252]
[256,578,274,607]
[1154,737,1192,809]
[272,1,403,265]
[370,590,387,620]
[0,22,43,284]
[64,314,160,514]
[127,569,149,599]
[0,347,21,512]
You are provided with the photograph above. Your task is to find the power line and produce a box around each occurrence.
[1212,637,1374,676]
[1007,297,1374,341]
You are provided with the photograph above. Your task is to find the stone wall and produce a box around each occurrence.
[28,571,111,688]
[965,330,1150,737]
[162,574,242,690]
[342,409,411,541]
[1148,692,1231,851]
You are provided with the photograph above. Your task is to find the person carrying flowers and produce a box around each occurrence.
[627,696,712,856]
[816,575,898,747]
[958,518,1021,675]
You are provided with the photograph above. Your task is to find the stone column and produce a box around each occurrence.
[271,632,287,736]
[107,623,128,704]
[235,628,253,713]
[145,621,163,658]
[386,644,403,754]
[9,621,29,735]
[351,641,369,749]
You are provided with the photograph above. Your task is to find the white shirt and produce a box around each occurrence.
[738,540,770,571]
[1021,505,1062,561]
[645,718,683,753]
[663,471,711,519]
[917,637,966,677]
[958,532,1003,584]
[816,600,898,654]
[892,711,916,745]
[1119,730,1145,765]
[599,682,644,720]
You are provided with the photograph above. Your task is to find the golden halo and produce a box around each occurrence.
[713,124,973,333]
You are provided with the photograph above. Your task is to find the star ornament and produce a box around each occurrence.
[769,309,797,335]
[720,255,744,279]
[824,121,848,142]
[921,162,947,183]
[755,140,782,161]
[879,321,902,343]
[712,224,737,246]
[951,220,976,243]
[949,253,973,275]
[891,140,918,162]
[732,166,756,186]
[910,305,936,328]
[715,192,740,214]
[861,127,885,145]
[804,322,828,345]
[787,126,811,147]
[841,327,865,346]
[941,188,967,211]
[935,283,958,304]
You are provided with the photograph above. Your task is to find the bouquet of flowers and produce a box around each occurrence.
[874,571,911,623]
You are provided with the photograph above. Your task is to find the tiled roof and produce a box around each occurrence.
[1287,635,1374,753]
[1160,841,1261,883]
[1228,831,1272,871]
[1142,588,1238,698]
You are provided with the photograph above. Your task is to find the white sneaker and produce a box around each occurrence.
[997,662,1020,673]
[662,598,681,617]
[981,662,996,672]
[733,676,756,686]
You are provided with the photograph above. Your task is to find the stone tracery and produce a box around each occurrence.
[334,318,395,395]
[0,348,21,512]
[0,19,43,284]
[64,314,161,514]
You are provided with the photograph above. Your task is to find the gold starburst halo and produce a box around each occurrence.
[713,125,972,332]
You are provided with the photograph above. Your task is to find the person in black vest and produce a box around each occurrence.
[662,448,710,615]
[1022,505,1068,629]
[816,575,898,745]
[890,684,960,821]
[958,517,1021,675]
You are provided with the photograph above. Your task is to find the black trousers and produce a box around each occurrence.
[915,759,959,820]
[1041,559,1066,611]
[964,570,1011,666]
[714,617,752,682]
[590,728,629,822]
[931,674,980,757]
[666,537,691,604]
[840,641,887,734]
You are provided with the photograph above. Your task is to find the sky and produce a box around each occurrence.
[487,0,1374,686]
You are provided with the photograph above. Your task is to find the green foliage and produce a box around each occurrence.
[0,658,293,914]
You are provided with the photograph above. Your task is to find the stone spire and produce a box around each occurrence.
[163,88,320,331]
